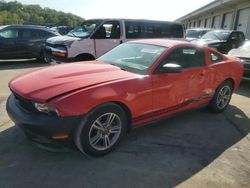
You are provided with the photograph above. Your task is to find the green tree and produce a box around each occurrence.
[0,0,84,27]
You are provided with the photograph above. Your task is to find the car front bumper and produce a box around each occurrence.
[44,50,75,63]
[6,94,82,148]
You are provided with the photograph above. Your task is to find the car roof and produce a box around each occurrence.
[1,25,60,35]
[187,28,212,31]
[2,25,51,30]
[127,39,194,48]
[87,18,182,24]
[206,29,241,33]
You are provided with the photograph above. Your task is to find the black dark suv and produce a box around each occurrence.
[0,25,59,61]
[193,30,245,54]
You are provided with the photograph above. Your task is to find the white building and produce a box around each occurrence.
[176,0,250,39]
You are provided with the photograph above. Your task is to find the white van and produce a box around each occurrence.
[44,19,185,63]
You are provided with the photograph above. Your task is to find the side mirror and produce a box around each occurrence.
[230,36,237,42]
[159,63,182,73]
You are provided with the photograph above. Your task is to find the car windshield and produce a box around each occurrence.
[202,31,231,40]
[240,41,250,50]
[67,20,102,38]
[98,43,166,75]
[0,25,8,30]
[186,30,204,38]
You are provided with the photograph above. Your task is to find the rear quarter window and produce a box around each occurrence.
[39,30,56,38]
[163,47,205,68]
[210,51,223,63]
[125,21,183,39]
[20,29,40,39]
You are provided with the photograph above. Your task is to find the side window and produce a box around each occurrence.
[93,21,120,39]
[21,29,32,38]
[39,30,55,38]
[125,22,140,38]
[0,29,19,39]
[210,51,223,63]
[20,29,40,39]
[230,32,237,39]
[169,24,184,38]
[230,32,245,47]
[238,33,245,46]
[163,47,205,68]
[125,21,184,38]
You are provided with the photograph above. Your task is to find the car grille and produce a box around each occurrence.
[45,42,56,48]
[244,63,250,70]
[240,57,250,63]
[240,58,250,73]
[45,42,66,49]
[13,93,38,113]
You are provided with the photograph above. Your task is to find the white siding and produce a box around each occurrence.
[178,0,250,39]
[200,20,205,27]
[212,15,221,28]
[222,12,233,29]
[206,18,212,28]
[236,8,250,39]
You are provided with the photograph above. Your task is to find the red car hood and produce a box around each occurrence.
[10,61,137,102]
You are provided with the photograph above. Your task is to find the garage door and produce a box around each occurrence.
[236,8,250,39]
[200,20,205,27]
[205,18,212,28]
[223,12,233,30]
[212,15,221,28]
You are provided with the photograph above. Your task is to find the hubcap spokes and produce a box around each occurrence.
[89,113,122,151]
[216,86,231,109]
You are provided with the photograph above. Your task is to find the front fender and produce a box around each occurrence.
[48,85,127,117]
[47,76,153,119]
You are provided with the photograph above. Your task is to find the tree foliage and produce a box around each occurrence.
[0,0,84,27]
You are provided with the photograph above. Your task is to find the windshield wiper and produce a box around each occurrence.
[68,31,77,37]
[109,63,127,71]
[119,67,127,71]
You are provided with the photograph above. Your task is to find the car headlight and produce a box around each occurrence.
[196,41,208,47]
[240,59,245,64]
[50,46,68,57]
[34,102,59,116]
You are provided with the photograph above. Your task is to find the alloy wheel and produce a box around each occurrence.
[216,85,231,109]
[88,113,122,151]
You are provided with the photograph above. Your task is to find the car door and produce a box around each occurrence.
[92,21,122,57]
[152,46,212,112]
[16,29,36,58]
[18,29,54,58]
[0,28,20,59]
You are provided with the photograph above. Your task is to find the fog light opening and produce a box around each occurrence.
[52,134,69,140]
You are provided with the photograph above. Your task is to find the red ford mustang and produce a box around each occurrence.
[7,39,243,156]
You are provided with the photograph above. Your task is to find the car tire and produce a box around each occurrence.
[209,81,233,113]
[74,103,127,157]
[37,50,50,64]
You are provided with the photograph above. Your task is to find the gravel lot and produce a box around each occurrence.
[0,60,250,188]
